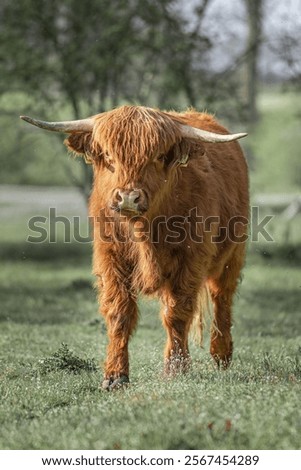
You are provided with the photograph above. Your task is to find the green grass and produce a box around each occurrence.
[0,232,300,449]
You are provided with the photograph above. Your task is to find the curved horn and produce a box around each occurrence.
[20,115,95,133]
[179,124,247,143]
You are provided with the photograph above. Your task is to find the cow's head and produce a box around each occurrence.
[20,106,247,217]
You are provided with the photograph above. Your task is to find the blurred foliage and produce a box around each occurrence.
[248,87,301,194]
[0,0,219,190]
[0,0,300,191]
[0,0,214,112]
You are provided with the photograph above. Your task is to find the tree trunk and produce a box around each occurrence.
[244,0,262,123]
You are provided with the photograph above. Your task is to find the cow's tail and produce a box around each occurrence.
[190,283,217,346]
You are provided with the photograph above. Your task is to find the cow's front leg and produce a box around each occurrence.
[161,289,197,375]
[98,278,138,391]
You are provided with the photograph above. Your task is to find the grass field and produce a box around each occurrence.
[0,87,301,450]
[0,206,300,450]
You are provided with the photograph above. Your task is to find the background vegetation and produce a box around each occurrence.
[0,0,300,451]
[1,0,300,193]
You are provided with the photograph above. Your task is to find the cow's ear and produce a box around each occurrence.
[177,139,206,164]
[165,139,197,167]
[64,132,92,155]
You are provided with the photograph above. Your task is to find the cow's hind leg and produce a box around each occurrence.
[208,246,245,368]
[161,287,199,375]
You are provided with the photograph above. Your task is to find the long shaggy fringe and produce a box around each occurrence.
[92,106,182,170]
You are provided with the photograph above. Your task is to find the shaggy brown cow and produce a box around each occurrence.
[21,106,249,390]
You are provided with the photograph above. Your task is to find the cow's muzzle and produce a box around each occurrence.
[111,188,148,215]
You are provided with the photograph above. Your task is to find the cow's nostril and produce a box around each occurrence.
[133,194,140,204]
[115,190,123,202]
[112,188,146,213]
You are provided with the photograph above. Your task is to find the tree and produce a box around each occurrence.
[1,0,213,111]
[0,0,214,192]
[244,0,263,124]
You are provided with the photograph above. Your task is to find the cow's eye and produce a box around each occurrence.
[157,154,165,163]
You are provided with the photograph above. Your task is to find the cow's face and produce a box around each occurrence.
[65,107,190,217]
[21,105,246,218]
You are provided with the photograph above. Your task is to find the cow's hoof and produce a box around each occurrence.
[164,353,191,375]
[212,354,232,369]
[101,375,129,391]
[210,338,233,369]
